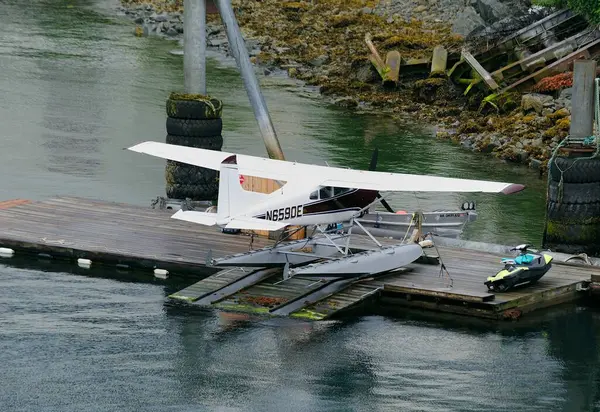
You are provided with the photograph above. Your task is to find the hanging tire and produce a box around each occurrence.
[165,134,224,150]
[547,181,600,204]
[543,241,600,256]
[547,201,600,222]
[545,220,600,244]
[166,183,218,200]
[166,97,223,120]
[165,161,218,185]
[549,157,600,183]
[166,117,223,137]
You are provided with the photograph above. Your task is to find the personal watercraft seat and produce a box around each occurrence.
[501,254,535,265]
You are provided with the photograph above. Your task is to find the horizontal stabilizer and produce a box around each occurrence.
[225,217,288,231]
[171,210,217,226]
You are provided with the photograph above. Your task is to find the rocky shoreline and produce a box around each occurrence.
[116,0,574,174]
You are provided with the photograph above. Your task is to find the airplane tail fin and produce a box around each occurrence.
[217,155,268,222]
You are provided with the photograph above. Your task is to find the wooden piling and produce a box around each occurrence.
[570,60,597,139]
[431,45,447,74]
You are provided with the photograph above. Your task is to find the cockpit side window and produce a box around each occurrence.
[319,186,333,199]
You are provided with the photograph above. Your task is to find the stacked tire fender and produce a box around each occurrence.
[543,156,600,255]
[165,93,224,200]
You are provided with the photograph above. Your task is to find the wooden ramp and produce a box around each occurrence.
[290,278,388,320]
[212,273,340,314]
[169,267,265,302]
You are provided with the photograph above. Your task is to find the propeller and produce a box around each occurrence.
[369,148,396,214]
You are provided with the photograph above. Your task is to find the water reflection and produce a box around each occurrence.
[4,255,600,411]
[166,305,376,411]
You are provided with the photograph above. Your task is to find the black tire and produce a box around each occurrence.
[165,161,219,185]
[548,181,600,204]
[166,117,223,137]
[166,183,218,200]
[545,221,600,244]
[542,241,600,256]
[166,98,223,120]
[546,201,600,222]
[165,134,224,150]
[549,157,600,183]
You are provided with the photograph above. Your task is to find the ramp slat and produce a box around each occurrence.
[169,267,262,302]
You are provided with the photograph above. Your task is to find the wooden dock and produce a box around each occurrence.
[0,196,599,321]
[0,196,270,277]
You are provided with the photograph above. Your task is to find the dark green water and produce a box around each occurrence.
[2,0,600,410]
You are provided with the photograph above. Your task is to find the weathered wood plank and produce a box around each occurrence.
[383,283,495,302]
[0,197,271,276]
[462,49,499,90]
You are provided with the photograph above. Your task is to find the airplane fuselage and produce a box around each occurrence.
[250,187,379,227]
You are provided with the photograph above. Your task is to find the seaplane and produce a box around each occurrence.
[128,141,525,279]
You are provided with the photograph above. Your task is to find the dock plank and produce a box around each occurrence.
[375,244,598,318]
[0,197,271,275]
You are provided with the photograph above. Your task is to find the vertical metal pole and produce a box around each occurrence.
[215,0,285,160]
[184,0,206,95]
[570,60,596,139]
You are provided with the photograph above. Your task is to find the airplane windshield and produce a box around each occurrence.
[334,187,351,196]
[314,186,352,200]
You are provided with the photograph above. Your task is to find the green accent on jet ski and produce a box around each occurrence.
[487,267,528,282]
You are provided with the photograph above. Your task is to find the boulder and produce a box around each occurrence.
[310,54,330,67]
[475,0,510,23]
[333,97,359,109]
[521,93,554,115]
[154,13,169,22]
[529,158,542,170]
[452,6,485,37]
[559,87,573,99]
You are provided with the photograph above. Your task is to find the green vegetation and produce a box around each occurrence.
[533,0,600,23]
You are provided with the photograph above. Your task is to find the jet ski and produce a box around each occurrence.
[485,244,553,292]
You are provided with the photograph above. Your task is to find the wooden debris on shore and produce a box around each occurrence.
[365,33,389,82]
[431,45,448,74]
[365,33,403,86]
[384,51,401,86]
[450,9,600,96]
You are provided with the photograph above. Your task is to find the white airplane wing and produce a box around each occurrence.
[128,141,524,194]
[128,141,235,170]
